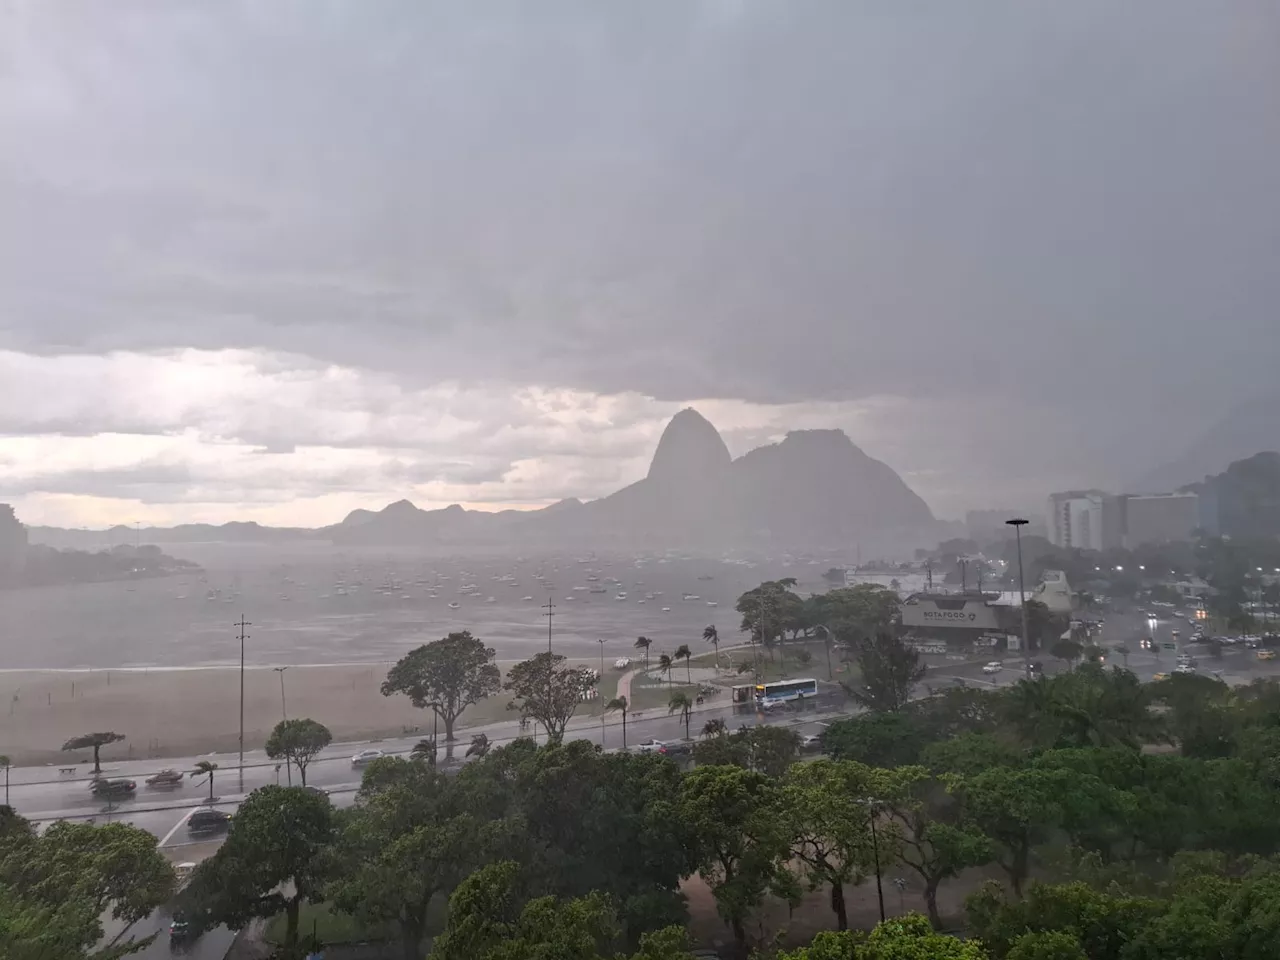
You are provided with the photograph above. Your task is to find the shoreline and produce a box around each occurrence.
[0,658,610,766]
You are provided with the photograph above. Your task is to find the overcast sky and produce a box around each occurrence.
[2,1,1278,527]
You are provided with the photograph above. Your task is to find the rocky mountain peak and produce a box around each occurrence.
[646,408,732,484]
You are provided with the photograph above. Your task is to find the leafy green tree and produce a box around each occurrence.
[668,692,693,741]
[1005,930,1087,960]
[677,765,790,948]
[965,880,1161,960]
[0,816,174,960]
[192,760,218,800]
[955,767,1080,897]
[264,718,332,786]
[180,785,334,949]
[823,712,928,768]
[702,717,727,739]
[328,759,497,960]
[657,653,674,688]
[1049,638,1082,665]
[61,731,125,775]
[775,914,988,960]
[844,633,925,712]
[493,740,689,943]
[410,737,438,765]
[921,733,1023,777]
[503,651,595,743]
[880,766,993,928]
[466,733,492,758]
[737,580,805,650]
[381,631,502,741]
[740,725,802,778]
[783,760,893,930]
[807,584,902,646]
[431,861,620,960]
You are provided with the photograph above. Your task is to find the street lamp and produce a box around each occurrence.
[858,797,886,923]
[273,666,289,721]
[1006,518,1031,676]
[596,638,608,747]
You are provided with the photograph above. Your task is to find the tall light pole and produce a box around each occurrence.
[235,616,251,784]
[1006,519,1030,676]
[273,666,289,721]
[859,797,886,923]
[596,638,608,746]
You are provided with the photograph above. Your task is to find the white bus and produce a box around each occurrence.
[756,677,819,706]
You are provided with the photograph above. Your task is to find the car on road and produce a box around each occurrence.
[1174,664,1197,675]
[635,739,667,754]
[1153,672,1170,681]
[1258,650,1277,661]
[801,733,824,751]
[303,784,331,798]
[89,777,136,799]
[188,808,233,838]
[169,913,193,941]
[981,661,1003,675]
[145,768,185,788]
[351,748,386,766]
[1140,638,1153,650]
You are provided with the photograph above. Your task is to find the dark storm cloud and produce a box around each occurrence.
[2,0,1279,503]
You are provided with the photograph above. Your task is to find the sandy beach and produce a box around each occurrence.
[0,660,614,766]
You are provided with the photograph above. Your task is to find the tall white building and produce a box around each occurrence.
[1046,490,1108,550]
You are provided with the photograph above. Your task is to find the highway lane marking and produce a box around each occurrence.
[158,808,196,848]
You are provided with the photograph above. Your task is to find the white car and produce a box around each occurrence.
[981,661,1003,675]
[351,748,385,766]
[1174,664,1197,674]
[635,739,667,755]
[801,733,824,751]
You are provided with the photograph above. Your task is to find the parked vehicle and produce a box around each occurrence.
[981,661,1003,675]
[635,739,667,755]
[801,733,824,751]
[1258,650,1277,661]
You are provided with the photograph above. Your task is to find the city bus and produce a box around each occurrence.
[754,677,819,707]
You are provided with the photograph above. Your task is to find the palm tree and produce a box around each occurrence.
[701,718,727,739]
[0,754,10,807]
[465,733,490,758]
[192,760,218,800]
[606,695,630,749]
[674,644,693,687]
[657,653,673,690]
[669,692,694,741]
[703,624,721,671]
[634,636,652,674]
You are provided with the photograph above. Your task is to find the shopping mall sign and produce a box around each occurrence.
[900,596,1001,631]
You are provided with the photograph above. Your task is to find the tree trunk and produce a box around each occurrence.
[924,878,942,929]
[1010,842,1029,898]
[400,916,425,960]
[284,896,300,947]
[621,711,627,748]
[831,880,849,931]
[443,712,457,742]
[92,745,102,774]
[299,763,308,787]
[731,916,747,947]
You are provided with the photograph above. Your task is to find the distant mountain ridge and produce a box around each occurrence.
[26,409,945,553]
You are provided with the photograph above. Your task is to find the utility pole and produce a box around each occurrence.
[596,637,607,746]
[1006,519,1030,677]
[235,616,251,784]
[542,598,555,738]
[274,666,289,720]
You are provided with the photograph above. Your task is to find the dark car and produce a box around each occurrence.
[89,777,137,799]
[170,913,191,939]
[302,785,330,799]
[187,808,233,837]
[145,768,185,788]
